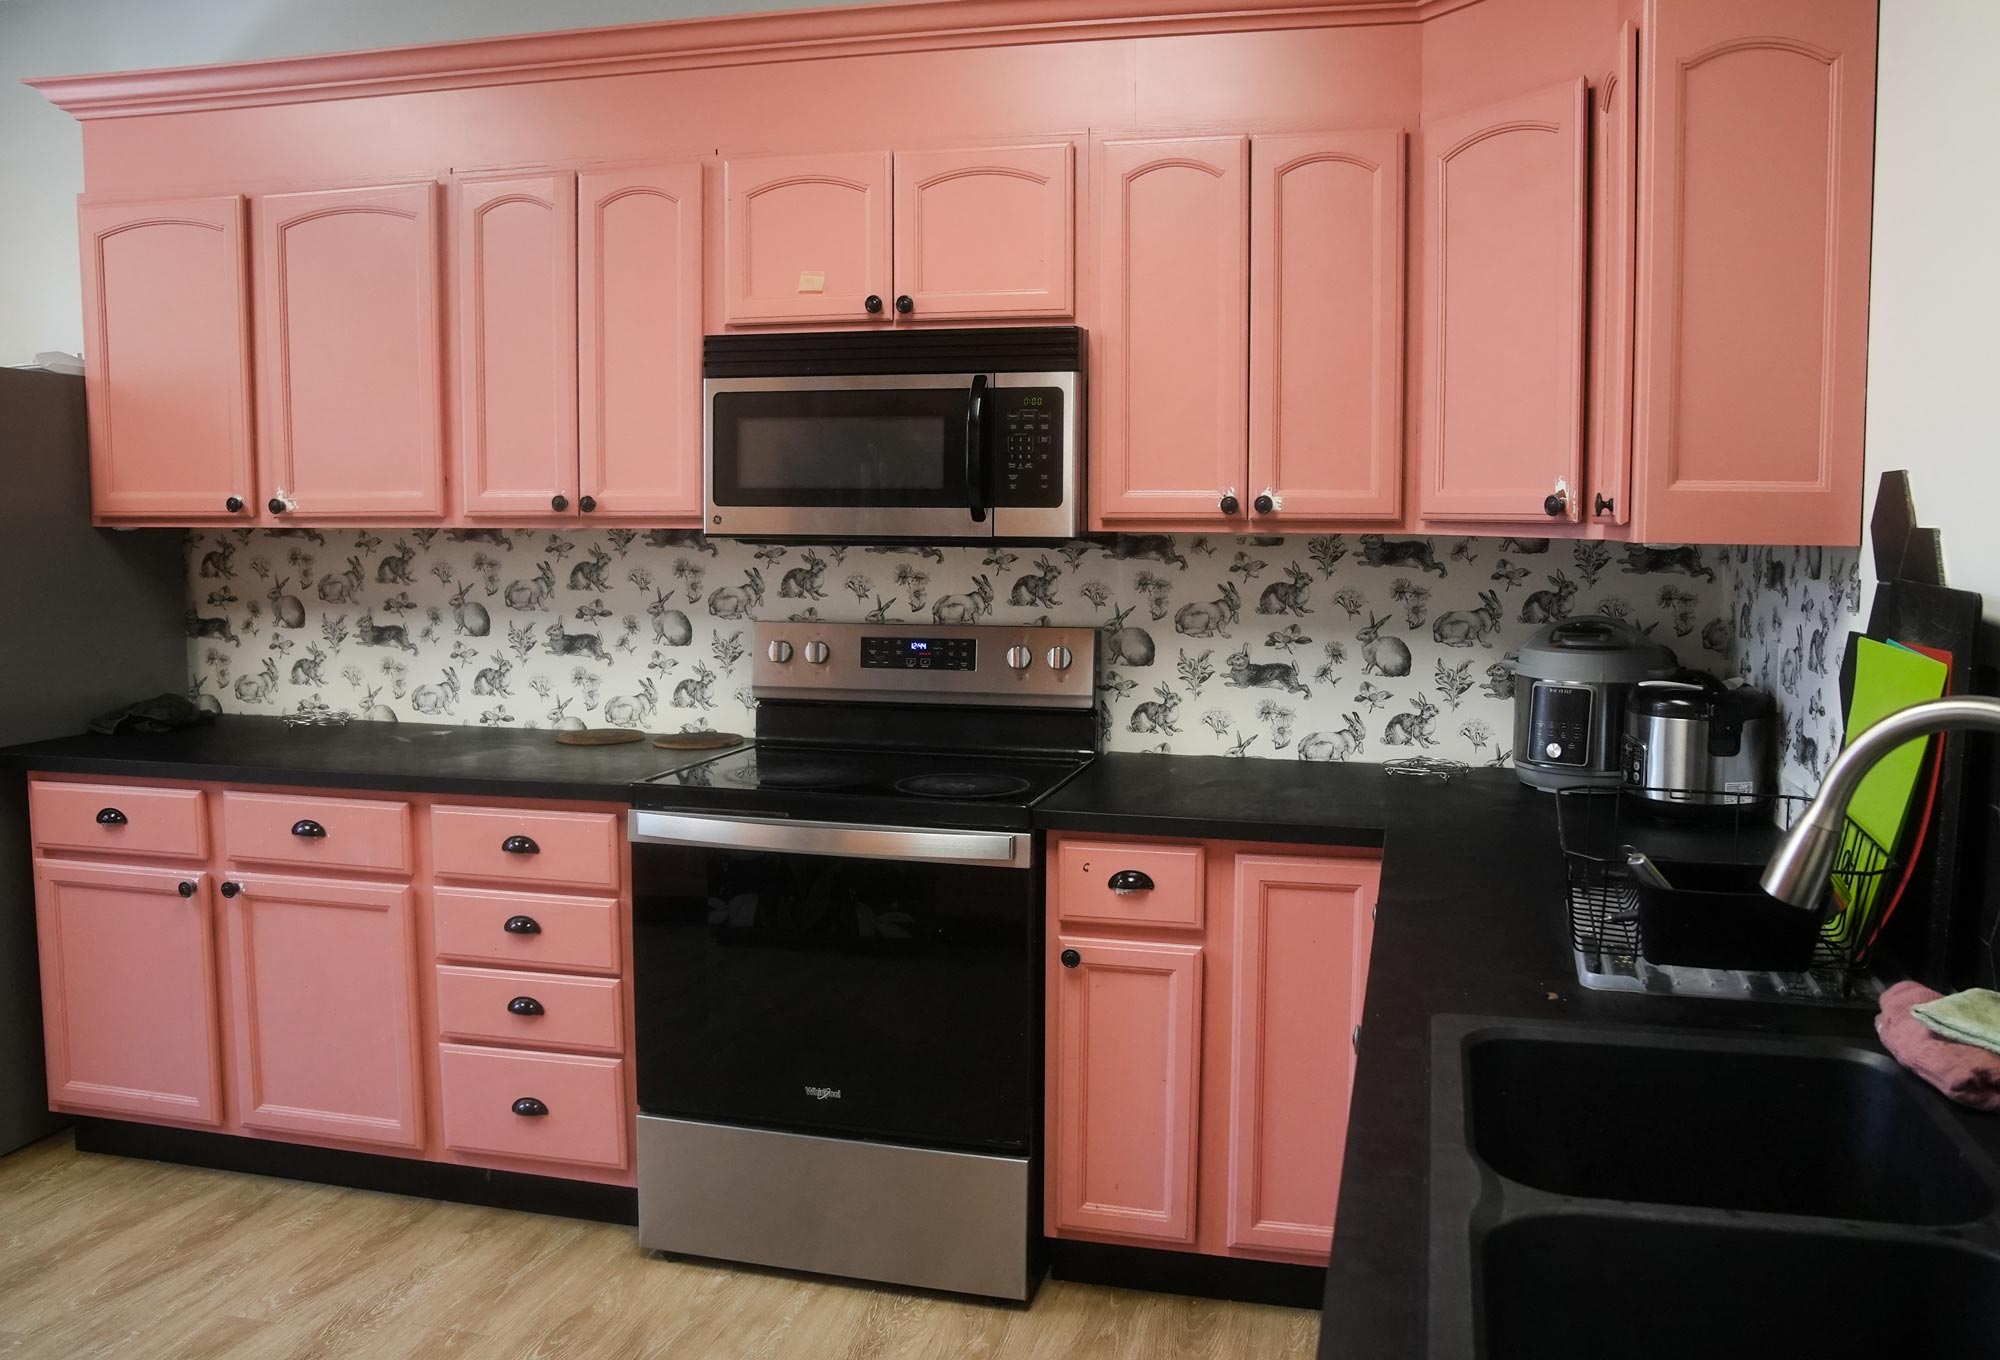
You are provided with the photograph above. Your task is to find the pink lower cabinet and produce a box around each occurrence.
[438,1044,627,1171]
[1046,834,1381,1266]
[222,872,424,1149]
[33,860,223,1125]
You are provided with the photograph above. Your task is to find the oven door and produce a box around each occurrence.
[629,812,1039,1153]
[705,373,993,540]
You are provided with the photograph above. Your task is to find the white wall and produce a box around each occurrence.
[1863,0,2000,624]
[0,0,848,365]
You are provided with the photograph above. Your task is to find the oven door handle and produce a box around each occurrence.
[628,810,1030,869]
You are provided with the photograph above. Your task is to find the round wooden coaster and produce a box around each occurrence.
[652,731,746,751]
[554,728,647,746]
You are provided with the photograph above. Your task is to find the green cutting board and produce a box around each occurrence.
[1842,637,1950,853]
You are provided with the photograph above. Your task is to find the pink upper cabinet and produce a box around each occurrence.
[1249,130,1405,526]
[33,860,221,1126]
[892,142,1074,321]
[1421,79,1588,524]
[722,152,893,326]
[1225,854,1377,1257]
[1632,0,1876,547]
[455,171,579,518]
[254,181,446,520]
[77,195,255,523]
[1090,136,1250,528]
[1587,25,1639,529]
[223,872,423,1149]
[579,162,705,522]
[1050,934,1203,1245]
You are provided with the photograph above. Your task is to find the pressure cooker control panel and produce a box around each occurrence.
[1528,683,1594,767]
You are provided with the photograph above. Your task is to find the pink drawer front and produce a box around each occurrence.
[432,887,620,975]
[1054,838,1206,930]
[431,806,620,891]
[436,966,623,1054]
[221,791,414,875]
[438,1043,627,1170]
[30,782,206,860]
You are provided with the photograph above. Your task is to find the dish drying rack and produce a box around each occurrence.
[1557,787,1892,1006]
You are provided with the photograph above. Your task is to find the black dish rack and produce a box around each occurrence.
[1556,786,1894,1002]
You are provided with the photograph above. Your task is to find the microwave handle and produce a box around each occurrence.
[965,374,989,524]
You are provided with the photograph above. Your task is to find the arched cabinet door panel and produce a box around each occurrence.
[254,181,446,520]
[892,142,1073,320]
[723,152,892,326]
[1420,80,1588,525]
[78,195,255,522]
[1632,0,1877,546]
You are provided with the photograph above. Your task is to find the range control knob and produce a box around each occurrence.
[1045,645,1074,671]
[804,640,831,665]
[767,640,794,664]
[1005,645,1034,671]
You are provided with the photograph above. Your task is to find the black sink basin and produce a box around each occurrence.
[1482,1215,2000,1359]
[1464,1026,1996,1224]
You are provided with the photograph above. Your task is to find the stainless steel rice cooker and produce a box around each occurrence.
[1621,674,1776,816]
[1511,619,1677,791]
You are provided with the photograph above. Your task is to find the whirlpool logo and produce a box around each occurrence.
[804,1085,843,1101]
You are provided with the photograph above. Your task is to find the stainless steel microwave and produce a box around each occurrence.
[702,327,1083,542]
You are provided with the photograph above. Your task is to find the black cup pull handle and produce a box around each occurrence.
[1060,948,1081,969]
[1108,869,1155,895]
[503,915,541,935]
[512,1097,549,1117]
[220,881,241,899]
[290,819,327,839]
[507,996,545,1017]
[96,807,128,826]
[177,881,197,899]
[501,835,539,856]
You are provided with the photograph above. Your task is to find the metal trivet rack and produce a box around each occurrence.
[1556,787,1892,1006]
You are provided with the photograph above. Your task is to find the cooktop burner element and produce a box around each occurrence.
[893,773,1035,800]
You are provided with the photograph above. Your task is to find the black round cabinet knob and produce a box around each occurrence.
[96,807,127,826]
[503,915,541,935]
[508,996,545,1017]
[225,496,245,514]
[1253,493,1275,515]
[864,294,884,314]
[1543,490,1568,517]
[1594,493,1616,517]
[578,495,597,514]
[220,881,241,899]
[501,835,540,856]
[551,494,569,512]
[268,497,287,515]
[1060,948,1081,969]
[1219,494,1240,516]
[895,295,914,314]
[177,881,196,899]
[512,1097,549,1118]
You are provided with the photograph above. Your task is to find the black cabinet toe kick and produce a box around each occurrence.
[71,1118,637,1226]
[1048,1238,1327,1309]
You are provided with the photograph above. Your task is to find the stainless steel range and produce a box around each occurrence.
[627,621,1096,1300]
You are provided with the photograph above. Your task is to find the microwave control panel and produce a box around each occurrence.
[993,388,1065,508]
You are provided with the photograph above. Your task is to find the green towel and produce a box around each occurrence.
[1913,988,2000,1058]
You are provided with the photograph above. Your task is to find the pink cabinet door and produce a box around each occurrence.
[1051,935,1203,1244]
[77,195,255,522]
[1225,855,1379,1257]
[892,142,1073,320]
[1421,80,1589,523]
[1090,136,1249,528]
[455,171,578,518]
[1249,130,1405,525]
[1588,25,1640,528]
[579,162,704,522]
[254,181,445,519]
[722,152,892,326]
[223,873,422,1149]
[1632,0,1876,547]
[33,861,220,1125]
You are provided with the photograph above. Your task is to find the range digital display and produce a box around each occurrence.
[860,635,977,671]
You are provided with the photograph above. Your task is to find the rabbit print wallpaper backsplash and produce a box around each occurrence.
[183,528,1831,766]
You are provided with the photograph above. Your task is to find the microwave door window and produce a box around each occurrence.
[712,388,971,508]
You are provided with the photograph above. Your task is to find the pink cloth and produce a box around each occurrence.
[1876,980,2000,1112]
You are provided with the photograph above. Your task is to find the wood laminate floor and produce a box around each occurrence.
[0,1134,1321,1359]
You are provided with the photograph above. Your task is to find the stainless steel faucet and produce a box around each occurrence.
[1762,695,2000,907]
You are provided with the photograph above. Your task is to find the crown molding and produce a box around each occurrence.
[27,0,1480,121]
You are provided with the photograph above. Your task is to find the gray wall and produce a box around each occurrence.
[0,0,851,365]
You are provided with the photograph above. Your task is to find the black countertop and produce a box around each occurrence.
[8,726,1997,1354]
[0,715,727,802]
